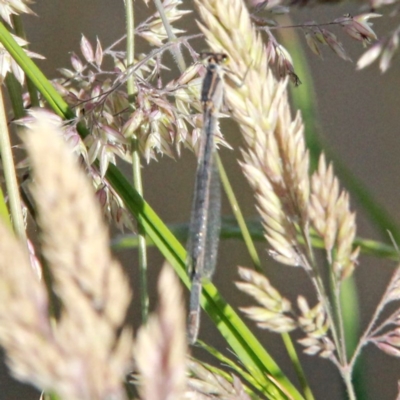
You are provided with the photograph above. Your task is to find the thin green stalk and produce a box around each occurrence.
[299,220,345,366]
[11,15,39,107]
[308,260,344,366]
[342,369,356,400]
[125,0,149,322]
[131,136,149,322]
[216,154,262,272]
[152,0,186,72]
[332,278,348,366]
[326,251,348,366]
[5,72,24,118]
[125,0,136,96]
[281,333,315,400]
[0,186,12,229]
[301,230,344,365]
[0,85,26,242]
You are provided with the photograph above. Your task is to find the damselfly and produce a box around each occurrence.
[186,52,229,344]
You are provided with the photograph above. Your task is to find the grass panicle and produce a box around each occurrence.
[0,110,133,400]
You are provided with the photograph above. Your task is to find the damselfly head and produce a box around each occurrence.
[199,52,229,65]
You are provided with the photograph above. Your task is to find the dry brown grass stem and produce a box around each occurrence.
[135,264,187,400]
[0,109,132,399]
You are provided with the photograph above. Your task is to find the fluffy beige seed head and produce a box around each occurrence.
[135,264,187,400]
[24,109,131,330]
[0,109,134,400]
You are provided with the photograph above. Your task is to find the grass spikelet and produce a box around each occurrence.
[296,297,335,358]
[135,264,187,400]
[187,360,252,399]
[236,267,296,333]
[0,109,133,399]
[309,155,359,279]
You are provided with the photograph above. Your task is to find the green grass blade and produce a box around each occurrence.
[0,186,11,229]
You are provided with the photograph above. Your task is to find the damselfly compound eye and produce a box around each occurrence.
[199,52,229,65]
[219,53,229,64]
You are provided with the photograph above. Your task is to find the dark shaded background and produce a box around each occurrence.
[2,1,400,399]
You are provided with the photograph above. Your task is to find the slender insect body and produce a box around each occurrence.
[186,53,228,344]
